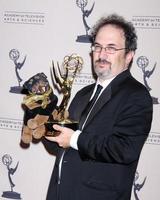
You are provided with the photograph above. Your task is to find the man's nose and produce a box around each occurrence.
[98,48,108,59]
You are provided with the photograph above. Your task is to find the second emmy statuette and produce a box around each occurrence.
[45,53,83,136]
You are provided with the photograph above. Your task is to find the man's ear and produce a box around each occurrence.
[125,51,135,67]
[89,50,93,58]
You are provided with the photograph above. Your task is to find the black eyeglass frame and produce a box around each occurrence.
[91,44,128,54]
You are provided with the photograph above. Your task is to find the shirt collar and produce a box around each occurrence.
[96,77,115,90]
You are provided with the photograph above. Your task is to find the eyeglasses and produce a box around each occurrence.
[91,44,127,54]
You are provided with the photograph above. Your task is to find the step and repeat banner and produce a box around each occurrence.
[0,0,160,199]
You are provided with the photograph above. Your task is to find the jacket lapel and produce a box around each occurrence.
[77,84,95,129]
[83,70,131,128]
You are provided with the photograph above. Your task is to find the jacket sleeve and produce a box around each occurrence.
[42,137,60,156]
[77,89,153,164]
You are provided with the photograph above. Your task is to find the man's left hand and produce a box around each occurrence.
[45,124,74,148]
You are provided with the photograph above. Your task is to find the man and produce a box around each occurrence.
[43,14,153,200]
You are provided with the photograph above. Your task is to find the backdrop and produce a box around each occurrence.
[0,0,160,199]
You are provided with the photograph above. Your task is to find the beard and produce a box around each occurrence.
[94,59,113,80]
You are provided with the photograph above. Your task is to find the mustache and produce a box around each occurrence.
[95,58,111,65]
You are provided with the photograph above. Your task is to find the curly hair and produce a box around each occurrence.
[90,14,137,53]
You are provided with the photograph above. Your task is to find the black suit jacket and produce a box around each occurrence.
[44,70,153,200]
